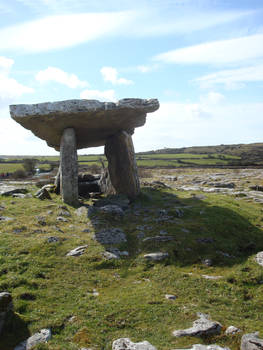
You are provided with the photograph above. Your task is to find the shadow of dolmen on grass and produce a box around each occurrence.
[87,185,263,268]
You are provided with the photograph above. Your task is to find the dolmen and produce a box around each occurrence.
[10,98,159,205]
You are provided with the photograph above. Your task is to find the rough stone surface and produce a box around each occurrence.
[225,326,241,335]
[0,292,13,335]
[10,98,159,150]
[172,313,222,337]
[143,252,169,261]
[173,345,230,350]
[35,187,51,200]
[105,131,140,199]
[112,337,157,350]
[14,328,51,350]
[66,245,88,257]
[255,252,263,266]
[60,128,79,206]
[75,206,89,217]
[241,332,263,350]
[0,186,28,196]
[94,228,127,245]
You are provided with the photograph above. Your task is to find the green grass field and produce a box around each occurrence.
[0,184,263,349]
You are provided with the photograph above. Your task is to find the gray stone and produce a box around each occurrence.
[14,328,51,350]
[143,252,169,261]
[165,294,177,300]
[255,252,263,266]
[0,292,13,335]
[241,333,263,350]
[10,98,159,150]
[142,236,175,243]
[96,204,124,217]
[202,275,223,280]
[225,326,241,335]
[0,216,13,222]
[58,209,71,217]
[35,187,51,200]
[60,128,79,206]
[202,259,213,267]
[0,186,28,196]
[112,337,157,350]
[94,228,127,245]
[103,251,120,260]
[56,216,68,222]
[47,236,59,243]
[172,313,222,337]
[105,131,140,199]
[75,206,88,217]
[173,345,230,350]
[66,245,88,256]
[12,193,27,198]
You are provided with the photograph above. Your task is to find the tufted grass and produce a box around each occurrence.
[0,179,262,349]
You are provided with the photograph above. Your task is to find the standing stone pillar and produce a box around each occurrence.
[60,128,78,206]
[105,130,140,200]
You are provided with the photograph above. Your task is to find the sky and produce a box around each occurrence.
[0,0,263,155]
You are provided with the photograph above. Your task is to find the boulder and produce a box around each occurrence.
[66,245,88,257]
[112,338,157,350]
[94,228,127,245]
[241,332,263,350]
[35,187,51,200]
[10,98,159,150]
[172,313,222,337]
[143,252,169,261]
[255,252,263,266]
[225,326,241,335]
[14,328,51,350]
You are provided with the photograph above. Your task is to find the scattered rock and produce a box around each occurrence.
[255,252,263,266]
[13,226,27,234]
[103,251,120,260]
[202,259,213,267]
[241,332,263,350]
[103,247,129,259]
[0,292,13,335]
[75,206,88,217]
[144,252,169,261]
[0,216,13,222]
[172,313,222,337]
[56,216,68,222]
[58,209,71,217]
[142,236,175,243]
[12,193,27,198]
[173,345,230,350]
[94,228,127,245]
[225,326,241,335]
[95,204,124,218]
[66,245,88,257]
[202,275,223,280]
[47,236,59,243]
[165,294,177,300]
[14,328,51,350]
[0,186,28,196]
[35,187,51,200]
[112,338,157,350]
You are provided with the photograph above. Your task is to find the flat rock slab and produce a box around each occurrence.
[173,313,222,337]
[14,328,51,350]
[0,185,28,196]
[10,98,159,150]
[241,332,263,350]
[173,345,230,350]
[112,338,157,350]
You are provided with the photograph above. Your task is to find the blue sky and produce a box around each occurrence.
[0,0,263,155]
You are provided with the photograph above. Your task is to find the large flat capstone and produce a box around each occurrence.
[10,98,159,150]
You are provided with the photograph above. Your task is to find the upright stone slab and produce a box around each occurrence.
[60,128,78,206]
[105,131,140,199]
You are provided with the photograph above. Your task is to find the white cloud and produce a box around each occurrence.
[195,64,263,89]
[200,91,225,104]
[36,66,88,88]
[154,33,263,65]
[133,101,263,151]
[80,89,116,101]
[100,67,133,85]
[137,63,159,73]
[0,56,34,108]
[0,12,135,53]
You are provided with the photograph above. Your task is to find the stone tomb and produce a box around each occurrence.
[10,98,159,205]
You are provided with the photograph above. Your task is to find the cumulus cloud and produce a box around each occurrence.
[80,88,116,101]
[35,66,89,88]
[100,66,133,85]
[0,56,34,108]
[154,33,263,65]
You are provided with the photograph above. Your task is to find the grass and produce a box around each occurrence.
[0,178,263,349]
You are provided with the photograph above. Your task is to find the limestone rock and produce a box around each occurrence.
[112,337,157,350]
[173,345,230,350]
[105,131,140,199]
[255,252,263,266]
[10,98,159,150]
[0,186,28,196]
[75,206,88,217]
[165,294,177,300]
[0,292,13,334]
[172,313,222,337]
[225,326,241,335]
[94,228,127,245]
[66,245,88,257]
[143,252,169,261]
[0,216,13,222]
[241,332,263,350]
[14,328,51,350]
[35,187,51,200]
